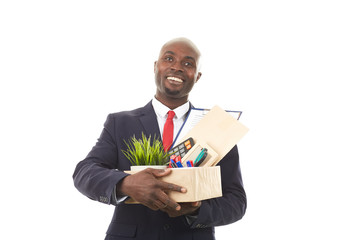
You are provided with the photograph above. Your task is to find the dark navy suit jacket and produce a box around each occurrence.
[73,101,246,240]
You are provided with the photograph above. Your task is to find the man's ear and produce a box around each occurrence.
[154,61,157,73]
[195,72,202,83]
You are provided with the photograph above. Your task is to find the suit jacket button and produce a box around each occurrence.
[163,224,170,231]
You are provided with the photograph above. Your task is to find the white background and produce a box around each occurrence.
[1,1,359,239]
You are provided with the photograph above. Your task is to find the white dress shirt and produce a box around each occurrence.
[152,97,190,145]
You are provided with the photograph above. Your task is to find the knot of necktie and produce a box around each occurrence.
[167,110,175,120]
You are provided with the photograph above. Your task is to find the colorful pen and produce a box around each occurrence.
[194,151,207,167]
[194,148,207,164]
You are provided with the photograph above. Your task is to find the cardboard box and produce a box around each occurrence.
[125,166,222,203]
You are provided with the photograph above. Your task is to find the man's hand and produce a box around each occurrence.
[160,201,201,218]
[117,168,186,211]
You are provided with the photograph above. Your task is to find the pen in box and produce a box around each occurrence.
[170,159,177,168]
[176,161,183,168]
[186,160,194,167]
[194,151,207,167]
[174,155,183,168]
[169,155,177,168]
[194,148,207,164]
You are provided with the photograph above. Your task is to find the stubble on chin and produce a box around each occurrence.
[165,87,180,96]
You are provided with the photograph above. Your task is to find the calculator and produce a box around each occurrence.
[168,138,195,158]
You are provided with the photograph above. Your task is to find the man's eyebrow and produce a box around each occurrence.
[185,56,196,61]
[164,51,175,55]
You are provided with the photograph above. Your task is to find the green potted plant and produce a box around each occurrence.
[122,133,170,170]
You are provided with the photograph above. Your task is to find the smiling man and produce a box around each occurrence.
[154,38,202,109]
[73,38,246,240]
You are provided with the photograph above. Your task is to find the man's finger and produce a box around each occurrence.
[152,199,167,210]
[158,181,187,193]
[191,201,201,207]
[151,168,172,178]
[156,190,181,211]
[150,169,187,193]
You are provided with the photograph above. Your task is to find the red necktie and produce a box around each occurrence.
[162,110,175,152]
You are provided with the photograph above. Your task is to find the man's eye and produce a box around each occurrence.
[184,62,193,67]
[165,56,173,61]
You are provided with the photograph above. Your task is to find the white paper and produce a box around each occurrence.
[174,108,241,146]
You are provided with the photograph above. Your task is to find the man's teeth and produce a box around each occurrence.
[167,77,183,83]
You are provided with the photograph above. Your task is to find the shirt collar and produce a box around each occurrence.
[152,97,190,120]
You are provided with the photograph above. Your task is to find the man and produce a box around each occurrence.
[73,38,246,240]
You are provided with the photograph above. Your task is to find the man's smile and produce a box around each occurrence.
[167,76,184,85]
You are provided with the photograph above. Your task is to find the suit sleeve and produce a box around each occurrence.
[190,146,247,228]
[73,114,129,205]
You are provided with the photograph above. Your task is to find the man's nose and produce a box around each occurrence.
[170,61,184,72]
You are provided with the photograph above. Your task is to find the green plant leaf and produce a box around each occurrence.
[121,133,170,166]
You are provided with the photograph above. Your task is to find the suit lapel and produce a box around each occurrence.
[138,101,161,140]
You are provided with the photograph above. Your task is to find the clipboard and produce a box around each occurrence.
[179,105,249,166]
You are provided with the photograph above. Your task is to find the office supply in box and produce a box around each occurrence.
[168,137,194,158]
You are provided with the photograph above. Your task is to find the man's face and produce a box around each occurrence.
[154,41,201,105]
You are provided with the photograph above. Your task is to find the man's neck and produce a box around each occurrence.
[154,95,188,110]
